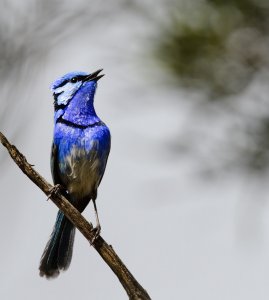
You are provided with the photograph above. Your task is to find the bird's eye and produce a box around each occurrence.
[71,77,78,83]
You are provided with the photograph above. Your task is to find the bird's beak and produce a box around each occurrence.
[84,69,104,82]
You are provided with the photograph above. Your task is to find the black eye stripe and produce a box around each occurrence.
[71,75,85,83]
[55,80,69,88]
[54,75,86,89]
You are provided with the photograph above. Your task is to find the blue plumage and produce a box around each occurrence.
[39,69,110,278]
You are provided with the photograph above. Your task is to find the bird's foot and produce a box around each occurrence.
[47,184,63,200]
[91,225,101,245]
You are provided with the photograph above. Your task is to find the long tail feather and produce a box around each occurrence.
[39,211,75,278]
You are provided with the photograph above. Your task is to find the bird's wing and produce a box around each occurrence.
[50,142,63,185]
[96,135,111,187]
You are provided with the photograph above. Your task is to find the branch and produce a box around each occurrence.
[0,132,151,300]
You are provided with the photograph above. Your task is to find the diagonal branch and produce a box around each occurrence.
[0,131,151,300]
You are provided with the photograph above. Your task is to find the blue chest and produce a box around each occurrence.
[54,123,110,159]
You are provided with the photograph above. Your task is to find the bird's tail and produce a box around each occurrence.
[39,210,75,278]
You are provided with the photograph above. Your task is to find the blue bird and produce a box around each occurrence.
[39,69,111,278]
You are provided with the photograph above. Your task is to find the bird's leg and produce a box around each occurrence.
[91,199,101,244]
[47,184,63,201]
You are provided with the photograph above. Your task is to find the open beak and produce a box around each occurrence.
[84,69,104,82]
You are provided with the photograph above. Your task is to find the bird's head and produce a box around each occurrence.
[51,69,104,110]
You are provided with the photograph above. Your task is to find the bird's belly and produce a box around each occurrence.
[61,148,101,199]
[67,163,99,198]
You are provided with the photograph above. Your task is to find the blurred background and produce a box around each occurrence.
[1,0,269,299]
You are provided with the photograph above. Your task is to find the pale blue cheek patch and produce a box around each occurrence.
[54,82,82,105]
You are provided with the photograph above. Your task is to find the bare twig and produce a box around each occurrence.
[0,131,151,300]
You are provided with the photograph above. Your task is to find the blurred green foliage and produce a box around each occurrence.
[154,0,269,97]
[153,0,269,175]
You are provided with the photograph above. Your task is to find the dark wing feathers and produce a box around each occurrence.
[50,143,63,186]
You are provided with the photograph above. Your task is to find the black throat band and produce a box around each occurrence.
[56,116,104,129]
